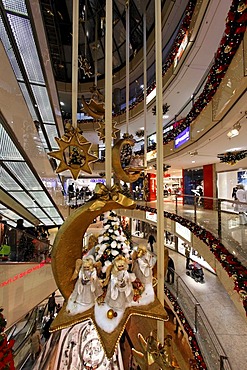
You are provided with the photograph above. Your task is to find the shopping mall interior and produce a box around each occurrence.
[0,0,246,369]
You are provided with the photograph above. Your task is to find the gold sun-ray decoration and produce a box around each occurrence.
[48,131,98,180]
[96,121,120,141]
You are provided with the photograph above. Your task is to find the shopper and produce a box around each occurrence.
[30,325,41,360]
[185,248,190,269]
[148,234,156,253]
[48,292,56,316]
[166,257,175,284]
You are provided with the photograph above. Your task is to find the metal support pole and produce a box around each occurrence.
[193,196,197,224]
[126,2,130,133]
[143,11,147,169]
[194,302,200,333]
[217,199,222,240]
[175,194,178,214]
[155,0,164,343]
[105,0,113,188]
[72,0,79,128]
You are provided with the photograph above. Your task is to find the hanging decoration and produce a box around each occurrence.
[0,308,15,370]
[112,134,145,183]
[96,121,119,141]
[50,184,169,359]
[81,94,105,120]
[132,332,179,369]
[136,204,247,316]
[78,55,93,77]
[48,126,98,180]
[217,150,247,165]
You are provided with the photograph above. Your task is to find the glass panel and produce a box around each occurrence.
[0,208,22,220]
[29,192,54,207]
[0,17,23,80]
[8,14,44,84]
[19,83,39,121]
[4,162,42,190]
[52,217,64,225]
[42,207,61,218]
[0,124,24,160]
[31,86,55,123]
[44,125,59,149]
[9,191,36,207]
[0,167,22,190]
[39,218,55,226]
[26,207,49,219]
[2,0,28,16]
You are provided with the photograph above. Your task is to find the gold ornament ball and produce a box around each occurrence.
[107,309,115,319]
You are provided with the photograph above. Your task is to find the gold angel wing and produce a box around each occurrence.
[70,258,83,281]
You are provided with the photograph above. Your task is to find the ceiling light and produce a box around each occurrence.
[189,150,198,156]
[227,122,241,139]
[163,114,169,119]
[192,160,195,163]
[60,101,65,106]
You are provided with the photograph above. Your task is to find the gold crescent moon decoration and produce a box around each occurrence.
[112,137,145,183]
[81,95,105,120]
[50,184,169,359]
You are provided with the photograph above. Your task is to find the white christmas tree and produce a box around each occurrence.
[94,211,131,277]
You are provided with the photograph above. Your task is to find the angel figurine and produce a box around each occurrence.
[104,255,136,311]
[132,245,156,285]
[66,256,103,315]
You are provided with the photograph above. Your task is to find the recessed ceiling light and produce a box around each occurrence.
[163,114,169,119]
[139,127,144,130]
[60,101,65,106]
[192,160,195,163]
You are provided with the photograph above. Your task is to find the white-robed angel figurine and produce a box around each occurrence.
[104,255,136,311]
[66,256,103,315]
[132,245,156,285]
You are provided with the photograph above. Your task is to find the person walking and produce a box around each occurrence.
[148,234,156,253]
[47,292,56,316]
[185,248,190,269]
[166,256,175,284]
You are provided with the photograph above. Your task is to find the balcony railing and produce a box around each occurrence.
[167,271,232,370]
[0,223,52,263]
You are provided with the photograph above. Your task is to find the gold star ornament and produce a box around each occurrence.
[96,121,119,142]
[48,131,98,180]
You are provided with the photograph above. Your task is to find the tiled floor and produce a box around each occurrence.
[132,236,247,370]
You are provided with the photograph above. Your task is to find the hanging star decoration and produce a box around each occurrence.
[78,55,92,77]
[48,125,98,180]
[96,121,119,141]
[132,332,179,369]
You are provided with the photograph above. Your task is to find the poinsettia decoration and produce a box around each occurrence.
[0,308,15,370]
[164,287,207,369]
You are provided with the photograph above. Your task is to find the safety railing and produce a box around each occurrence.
[156,193,247,267]
[0,223,52,263]
[167,272,232,370]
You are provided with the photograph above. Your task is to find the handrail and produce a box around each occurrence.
[0,222,53,263]
[167,271,232,370]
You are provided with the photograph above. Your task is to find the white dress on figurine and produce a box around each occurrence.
[132,245,156,285]
[66,257,103,315]
[105,256,136,310]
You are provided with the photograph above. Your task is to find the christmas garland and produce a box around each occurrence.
[136,204,247,314]
[0,308,15,370]
[164,286,207,369]
[163,0,247,144]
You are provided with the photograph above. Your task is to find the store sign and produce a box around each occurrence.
[146,211,157,223]
[174,126,190,149]
[90,178,105,184]
[175,222,191,242]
